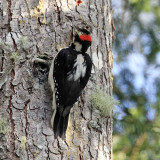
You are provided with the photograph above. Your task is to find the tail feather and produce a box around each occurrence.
[53,110,61,138]
[53,109,70,139]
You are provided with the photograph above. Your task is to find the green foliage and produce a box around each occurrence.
[113,0,160,159]
[89,89,119,117]
[0,118,8,134]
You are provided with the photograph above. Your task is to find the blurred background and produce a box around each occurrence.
[112,0,160,159]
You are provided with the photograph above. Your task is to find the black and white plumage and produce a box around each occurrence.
[49,28,92,138]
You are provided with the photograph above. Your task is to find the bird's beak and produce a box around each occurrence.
[77,30,82,35]
[75,27,81,35]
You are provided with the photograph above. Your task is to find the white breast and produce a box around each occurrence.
[68,54,86,81]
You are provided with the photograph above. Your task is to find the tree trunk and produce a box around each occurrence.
[0,0,114,159]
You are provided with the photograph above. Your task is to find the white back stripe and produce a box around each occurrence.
[68,54,86,81]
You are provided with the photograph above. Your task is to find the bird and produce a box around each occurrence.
[48,25,92,139]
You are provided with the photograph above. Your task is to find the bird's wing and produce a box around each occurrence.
[64,53,92,106]
[53,49,68,106]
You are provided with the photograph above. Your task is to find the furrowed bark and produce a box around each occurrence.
[0,0,114,159]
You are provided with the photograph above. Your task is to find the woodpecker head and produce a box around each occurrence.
[72,23,92,53]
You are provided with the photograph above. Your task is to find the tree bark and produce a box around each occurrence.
[0,0,114,159]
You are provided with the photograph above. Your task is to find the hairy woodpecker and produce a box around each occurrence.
[48,27,92,138]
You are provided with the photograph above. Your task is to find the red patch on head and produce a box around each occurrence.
[79,34,92,42]
[76,0,82,6]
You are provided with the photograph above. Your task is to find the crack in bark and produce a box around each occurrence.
[44,135,50,160]
[94,0,99,30]
[75,1,80,14]
[67,0,73,11]
[6,0,18,51]
[79,100,86,121]
[24,99,30,137]
[56,140,63,159]
[54,31,57,51]
[8,69,16,158]
[10,32,18,51]
[36,45,40,53]
[38,17,43,26]
[88,0,94,27]
[88,109,95,159]
[101,0,108,53]
[88,135,94,159]
[55,0,61,25]
[78,146,82,160]
[18,8,24,36]
[110,0,115,44]
[0,50,4,74]
[103,72,109,94]
[6,0,12,32]
[96,45,99,58]
[10,69,15,93]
